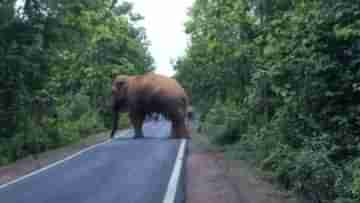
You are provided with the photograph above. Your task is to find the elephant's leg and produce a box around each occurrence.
[130,112,145,139]
[169,108,183,139]
[175,120,190,139]
[170,122,177,138]
[170,115,190,139]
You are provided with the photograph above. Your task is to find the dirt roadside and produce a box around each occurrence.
[186,132,303,203]
[0,131,112,186]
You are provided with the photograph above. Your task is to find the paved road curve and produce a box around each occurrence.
[0,120,186,203]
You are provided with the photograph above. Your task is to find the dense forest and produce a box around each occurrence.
[175,0,360,202]
[2,0,360,202]
[0,0,153,165]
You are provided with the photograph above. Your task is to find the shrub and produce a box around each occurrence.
[202,100,242,145]
[352,159,360,201]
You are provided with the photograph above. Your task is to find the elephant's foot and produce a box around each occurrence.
[171,126,191,139]
[133,127,144,139]
[133,133,144,139]
[169,133,184,139]
[170,135,191,139]
[182,134,191,139]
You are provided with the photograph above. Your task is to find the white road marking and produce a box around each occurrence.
[0,140,110,190]
[0,129,130,190]
[162,139,187,203]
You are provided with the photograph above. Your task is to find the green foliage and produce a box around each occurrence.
[176,0,360,202]
[352,159,360,201]
[202,101,242,145]
[119,113,131,129]
[56,92,105,141]
[0,0,153,166]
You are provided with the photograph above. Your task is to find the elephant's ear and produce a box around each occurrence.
[115,79,126,90]
[114,75,129,90]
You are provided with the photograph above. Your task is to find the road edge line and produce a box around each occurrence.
[162,139,187,203]
[0,139,111,190]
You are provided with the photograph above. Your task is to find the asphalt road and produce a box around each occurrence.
[0,120,186,203]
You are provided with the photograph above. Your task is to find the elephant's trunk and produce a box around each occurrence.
[110,109,119,138]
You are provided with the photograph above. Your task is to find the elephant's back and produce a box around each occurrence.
[151,74,185,92]
[128,73,189,111]
[132,73,187,96]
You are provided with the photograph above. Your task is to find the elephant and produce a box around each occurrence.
[110,73,191,139]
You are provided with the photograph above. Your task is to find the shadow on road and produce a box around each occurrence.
[113,120,172,140]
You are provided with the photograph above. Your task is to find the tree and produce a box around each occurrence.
[175,0,360,201]
[0,0,153,165]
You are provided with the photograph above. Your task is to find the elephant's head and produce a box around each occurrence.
[110,75,129,138]
[112,75,129,111]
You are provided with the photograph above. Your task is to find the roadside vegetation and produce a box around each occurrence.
[175,0,360,202]
[0,0,152,166]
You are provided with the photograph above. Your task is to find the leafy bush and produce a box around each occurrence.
[202,101,242,145]
[118,113,131,129]
[56,93,105,142]
[352,159,360,201]
[0,118,54,164]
